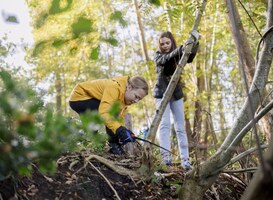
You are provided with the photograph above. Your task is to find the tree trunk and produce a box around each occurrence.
[226,0,255,85]
[226,0,273,145]
[124,113,142,156]
[202,0,219,158]
[179,7,273,198]
[55,72,62,113]
[241,113,273,200]
[192,60,203,144]
[241,1,273,197]
[132,0,149,62]
[164,2,172,32]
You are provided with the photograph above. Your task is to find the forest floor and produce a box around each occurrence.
[1,148,247,200]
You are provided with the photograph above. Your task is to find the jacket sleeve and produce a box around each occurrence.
[187,41,199,63]
[154,46,184,65]
[98,86,123,133]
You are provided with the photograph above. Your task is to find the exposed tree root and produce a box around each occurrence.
[84,154,140,179]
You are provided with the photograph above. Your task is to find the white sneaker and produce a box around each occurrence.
[181,159,192,171]
[162,152,172,166]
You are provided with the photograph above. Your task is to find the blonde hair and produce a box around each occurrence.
[128,76,149,95]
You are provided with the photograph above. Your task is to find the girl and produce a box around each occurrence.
[153,31,198,170]
[69,76,149,155]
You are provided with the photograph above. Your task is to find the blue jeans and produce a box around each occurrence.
[155,98,190,163]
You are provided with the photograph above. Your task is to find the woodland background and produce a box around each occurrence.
[1,0,273,199]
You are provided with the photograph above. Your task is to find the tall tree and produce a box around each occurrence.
[226,0,273,145]
[179,1,273,199]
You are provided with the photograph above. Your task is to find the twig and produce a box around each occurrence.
[229,144,268,165]
[31,163,53,182]
[87,160,121,200]
[222,167,257,173]
[128,174,137,187]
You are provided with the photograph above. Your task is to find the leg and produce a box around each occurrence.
[155,98,172,165]
[170,99,191,170]
[69,98,100,114]
[69,98,100,134]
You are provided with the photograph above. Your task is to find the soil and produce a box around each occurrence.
[0,149,247,200]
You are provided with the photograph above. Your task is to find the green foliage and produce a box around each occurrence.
[32,41,47,57]
[110,11,128,27]
[0,45,8,57]
[0,70,106,181]
[90,46,100,60]
[25,0,270,155]
[108,101,123,122]
[52,39,67,48]
[49,0,73,14]
[34,12,49,29]
[72,17,93,37]
[102,37,119,47]
[5,15,19,24]
[148,0,161,7]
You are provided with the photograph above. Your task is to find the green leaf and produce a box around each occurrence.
[0,70,14,90]
[110,11,127,27]
[32,41,47,57]
[72,17,93,37]
[148,0,160,6]
[90,46,100,60]
[0,46,8,57]
[49,0,73,14]
[34,13,48,28]
[5,15,19,23]
[102,37,118,47]
[52,40,66,48]
[18,165,32,176]
[108,101,122,120]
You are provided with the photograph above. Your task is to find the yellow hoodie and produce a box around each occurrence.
[69,76,129,133]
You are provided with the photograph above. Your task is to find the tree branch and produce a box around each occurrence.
[223,99,273,155]
[228,144,268,165]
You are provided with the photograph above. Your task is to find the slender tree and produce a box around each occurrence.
[179,1,273,198]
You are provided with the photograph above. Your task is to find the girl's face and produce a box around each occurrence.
[159,37,172,53]
[124,85,147,105]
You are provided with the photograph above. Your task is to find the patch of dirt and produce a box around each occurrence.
[0,149,246,200]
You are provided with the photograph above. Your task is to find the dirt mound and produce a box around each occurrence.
[1,149,246,200]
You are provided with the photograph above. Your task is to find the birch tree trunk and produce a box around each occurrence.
[55,71,62,113]
[132,0,150,62]
[164,2,172,32]
[202,0,219,158]
[179,1,273,198]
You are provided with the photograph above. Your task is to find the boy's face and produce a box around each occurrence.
[124,85,146,105]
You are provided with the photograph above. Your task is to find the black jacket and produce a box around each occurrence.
[153,43,198,100]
